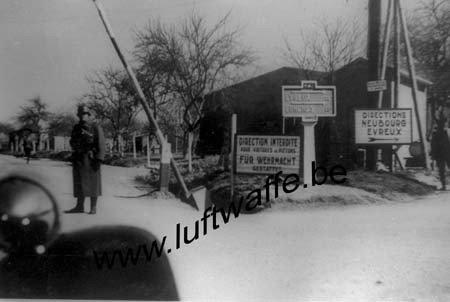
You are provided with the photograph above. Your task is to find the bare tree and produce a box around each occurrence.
[140,100,184,155]
[283,17,365,84]
[283,17,364,165]
[48,111,78,137]
[408,0,450,74]
[407,0,450,101]
[17,96,50,147]
[133,40,173,118]
[134,12,255,172]
[84,67,142,154]
[0,122,15,134]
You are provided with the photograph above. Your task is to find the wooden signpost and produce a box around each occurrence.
[282,81,336,184]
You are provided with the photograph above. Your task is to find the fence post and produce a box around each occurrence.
[132,132,137,159]
[160,140,171,193]
[146,135,151,167]
[230,114,237,200]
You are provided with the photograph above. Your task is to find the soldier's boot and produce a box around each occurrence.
[439,172,446,191]
[64,197,85,214]
[89,197,97,215]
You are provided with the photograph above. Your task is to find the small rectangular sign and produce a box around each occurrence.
[354,109,412,145]
[367,80,387,92]
[235,135,300,175]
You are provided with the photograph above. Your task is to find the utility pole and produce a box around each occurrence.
[366,0,382,170]
[393,0,401,108]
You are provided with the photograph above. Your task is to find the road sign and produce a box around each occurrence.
[354,109,412,145]
[235,135,300,175]
[367,80,387,92]
[282,81,336,118]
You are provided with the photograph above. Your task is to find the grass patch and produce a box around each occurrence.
[133,158,437,210]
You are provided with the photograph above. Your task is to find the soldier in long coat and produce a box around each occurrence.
[65,105,105,214]
[430,104,450,191]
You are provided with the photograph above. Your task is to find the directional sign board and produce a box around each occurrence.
[235,135,300,175]
[282,81,336,118]
[367,80,387,92]
[355,109,412,145]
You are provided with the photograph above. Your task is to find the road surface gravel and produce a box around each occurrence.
[1,155,450,301]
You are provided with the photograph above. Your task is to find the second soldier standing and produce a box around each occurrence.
[430,104,450,191]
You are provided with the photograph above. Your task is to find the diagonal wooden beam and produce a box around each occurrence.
[92,0,198,209]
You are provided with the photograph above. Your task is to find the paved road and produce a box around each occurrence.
[1,155,450,301]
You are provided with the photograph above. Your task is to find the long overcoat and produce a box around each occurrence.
[70,121,105,198]
[431,113,450,161]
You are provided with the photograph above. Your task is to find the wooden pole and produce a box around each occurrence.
[146,135,151,167]
[160,139,171,193]
[119,135,124,157]
[378,0,393,108]
[398,0,429,169]
[132,132,137,159]
[230,114,237,200]
[391,81,395,108]
[390,81,402,171]
[367,0,382,170]
[175,129,178,155]
[394,0,400,108]
[377,0,394,169]
[92,0,196,207]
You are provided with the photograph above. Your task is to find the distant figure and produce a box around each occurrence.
[430,105,450,190]
[65,105,105,214]
[22,129,33,164]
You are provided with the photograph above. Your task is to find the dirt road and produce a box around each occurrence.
[1,155,450,301]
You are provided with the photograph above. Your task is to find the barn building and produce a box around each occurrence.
[198,57,432,171]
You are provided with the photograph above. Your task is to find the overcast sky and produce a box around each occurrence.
[0,0,421,122]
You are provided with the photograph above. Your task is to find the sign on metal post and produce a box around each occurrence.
[367,80,387,92]
[235,135,300,175]
[354,109,412,145]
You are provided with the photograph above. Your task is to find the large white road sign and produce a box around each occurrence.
[282,81,336,118]
[355,109,412,145]
[235,135,300,175]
